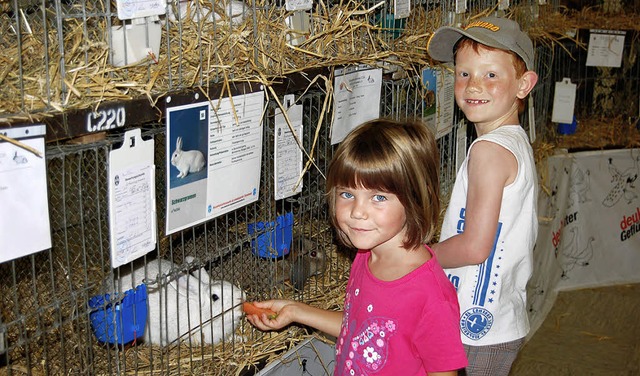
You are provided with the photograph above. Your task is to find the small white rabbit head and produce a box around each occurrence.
[170,136,205,178]
[170,136,184,166]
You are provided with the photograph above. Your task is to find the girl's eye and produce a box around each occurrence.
[488,72,496,78]
[340,192,354,199]
[373,194,387,202]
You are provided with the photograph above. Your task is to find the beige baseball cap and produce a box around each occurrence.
[427,17,535,70]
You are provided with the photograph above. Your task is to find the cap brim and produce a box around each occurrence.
[428,27,513,64]
[427,27,465,63]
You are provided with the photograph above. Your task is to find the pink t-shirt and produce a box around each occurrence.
[335,246,468,375]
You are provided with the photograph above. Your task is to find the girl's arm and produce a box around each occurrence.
[246,300,343,338]
[433,141,516,268]
[428,371,459,376]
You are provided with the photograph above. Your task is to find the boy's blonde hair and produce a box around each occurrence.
[326,119,440,250]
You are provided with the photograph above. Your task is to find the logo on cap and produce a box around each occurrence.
[464,20,500,32]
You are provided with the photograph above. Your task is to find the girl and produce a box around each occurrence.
[246,119,468,375]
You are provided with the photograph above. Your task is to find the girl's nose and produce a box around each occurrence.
[350,200,367,219]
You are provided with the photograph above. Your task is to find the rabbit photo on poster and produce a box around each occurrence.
[171,136,205,178]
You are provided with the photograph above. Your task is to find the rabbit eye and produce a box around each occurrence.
[211,294,220,302]
[310,251,317,258]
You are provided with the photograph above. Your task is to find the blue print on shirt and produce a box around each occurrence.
[473,222,502,306]
[450,207,503,307]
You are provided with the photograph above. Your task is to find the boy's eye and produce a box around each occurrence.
[373,194,387,202]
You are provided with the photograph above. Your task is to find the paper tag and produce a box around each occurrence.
[108,128,157,268]
[528,95,536,143]
[116,0,166,20]
[285,0,313,11]
[498,0,510,10]
[394,0,411,19]
[551,78,576,124]
[455,0,467,14]
[586,30,625,68]
[455,120,467,174]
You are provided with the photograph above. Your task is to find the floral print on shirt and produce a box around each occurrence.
[336,289,398,375]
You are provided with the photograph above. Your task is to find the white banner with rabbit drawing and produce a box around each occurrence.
[527,148,640,337]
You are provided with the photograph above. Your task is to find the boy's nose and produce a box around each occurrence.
[466,77,482,93]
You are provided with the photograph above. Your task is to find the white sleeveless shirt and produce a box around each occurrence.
[439,125,538,346]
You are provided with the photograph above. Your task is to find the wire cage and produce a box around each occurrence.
[0,75,469,374]
[5,0,631,373]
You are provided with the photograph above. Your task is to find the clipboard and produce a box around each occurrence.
[108,128,157,268]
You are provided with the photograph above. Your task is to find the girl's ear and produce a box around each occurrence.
[516,71,539,99]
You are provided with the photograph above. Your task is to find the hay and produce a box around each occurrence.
[0,216,349,374]
[1,0,437,123]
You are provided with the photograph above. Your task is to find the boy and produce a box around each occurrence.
[427,17,539,376]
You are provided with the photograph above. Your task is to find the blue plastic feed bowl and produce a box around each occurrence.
[248,212,294,258]
[557,116,578,135]
[88,283,147,345]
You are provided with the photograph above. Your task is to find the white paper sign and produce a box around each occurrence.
[116,0,167,20]
[422,66,455,139]
[331,66,382,145]
[586,30,625,68]
[394,0,411,19]
[455,120,467,175]
[0,125,51,263]
[274,97,304,200]
[285,0,313,11]
[166,91,265,234]
[551,78,577,124]
[528,95,536,143]
[108,128,156,268]
[455,0,466,13]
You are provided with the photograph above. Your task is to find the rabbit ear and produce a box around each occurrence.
[195,267,211,285]
[176,137,182,150]
[173,274,199,297]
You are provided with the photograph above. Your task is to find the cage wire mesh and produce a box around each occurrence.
[3,0,631,373]
[0,74,474,374]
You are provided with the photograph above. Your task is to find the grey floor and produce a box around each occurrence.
[510,284,640,375]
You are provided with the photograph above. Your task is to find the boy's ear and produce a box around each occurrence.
[516,71,539,99]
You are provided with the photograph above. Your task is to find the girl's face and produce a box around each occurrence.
[454,44,524,134]
[334,186,407,252]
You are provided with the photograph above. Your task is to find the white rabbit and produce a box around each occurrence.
[111,258,245,346]
[167,0,249,26]
[171,136,205,178]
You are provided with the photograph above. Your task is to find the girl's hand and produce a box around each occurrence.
[245,300,298,331]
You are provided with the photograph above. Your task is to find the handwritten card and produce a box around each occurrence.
[331,66,382,145]
[586,30,625,68]
[551,78,577,124]
[108,128,156,267]
[274,96,304,200]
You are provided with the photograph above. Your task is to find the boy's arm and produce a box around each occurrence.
[433,141,517,268]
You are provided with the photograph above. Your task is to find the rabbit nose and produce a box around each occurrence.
[211,293,220,302]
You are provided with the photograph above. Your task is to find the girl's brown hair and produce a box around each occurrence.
[326,118,440,250]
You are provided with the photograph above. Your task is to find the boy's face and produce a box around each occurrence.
[454,44,526,131]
